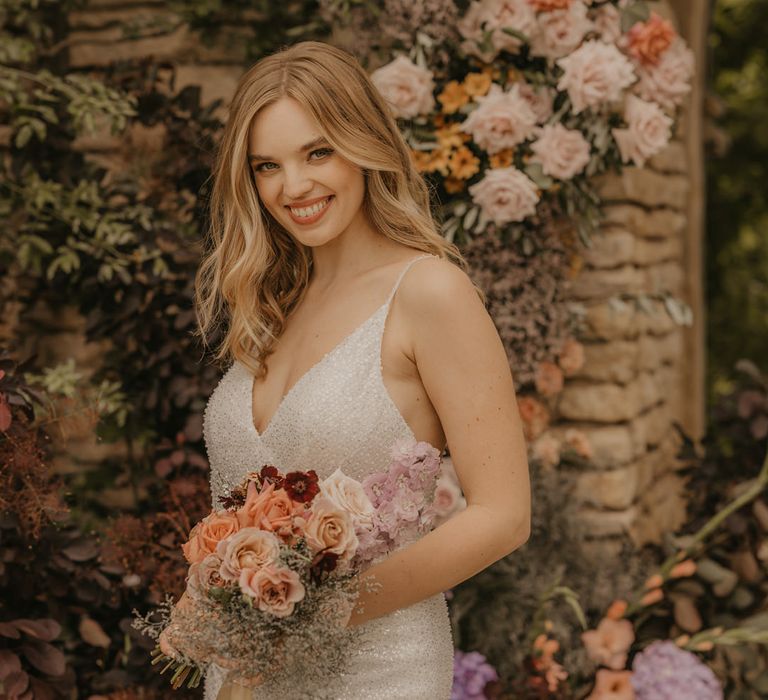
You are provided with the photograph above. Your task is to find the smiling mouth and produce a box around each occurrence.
[286,196,333,220]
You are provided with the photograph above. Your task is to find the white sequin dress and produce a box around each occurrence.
[201,253,455,699]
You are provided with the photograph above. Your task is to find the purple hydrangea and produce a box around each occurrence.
[631,640,723,700]
[452,650,498,700]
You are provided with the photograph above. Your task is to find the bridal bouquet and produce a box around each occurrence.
[132,438,445,689]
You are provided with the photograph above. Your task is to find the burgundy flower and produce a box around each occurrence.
[259,464,284,489]
[309,550,339,585]
[283,470,320,504]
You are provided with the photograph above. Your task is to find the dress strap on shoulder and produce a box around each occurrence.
[385,253,438,307]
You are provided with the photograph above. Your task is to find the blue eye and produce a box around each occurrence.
[254,161,278,173]
[310,148,334,160]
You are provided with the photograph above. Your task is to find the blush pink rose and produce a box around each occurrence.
[589,3,621,44]
[581,617,635,670]
[529,123,591,180]
[585,669,636,700]
[556,39,636,114]
[633,36,694,112]
[182,510,241,565]
[304,495,359,562]
[236,481,306,539]
[531,434,561,469]
[239,564,305,618]
[186,553,227,600]
[611,94,673,167]
[534,360,565,396]
[461,83,537,154]
[529,1,593,59]
[216,527,281,582]
[320,468,376,530]
[468,167,540,225]
[458,0,538,61]
[370,55,435,119]
[558,337,585,375]
[517,81,556,124]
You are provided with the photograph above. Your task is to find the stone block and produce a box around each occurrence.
[582,299,640,341]
[638,329,683,370]
[575,340,639,384]
[647,139,687,174]
[634,237,683,266]
[576,504,639,538]
[595,167,689,210]
[569,265,645,300]
[69,6,172,29]
[174,64,242,109]
[582,229,636,268]
[558,379,643,422]
[575,463,639,510]
[630,470,688,546]
[601,204,686,239]
[580,537,627,563]
[641,261,685,295]
[549,423,636,468]
[68,23,190,67]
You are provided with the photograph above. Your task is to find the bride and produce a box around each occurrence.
[161,40,531,699]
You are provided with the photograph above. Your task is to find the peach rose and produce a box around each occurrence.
[186,553,227,600]
[517,396,551,442]
[529,1,593,59]
[581,617,635,670]
[320,468,376,530]
[468,167,540,226]
[461,83,537,154]
[304,496,359,562]
[216,528,281,582]
[458,0,538,61]
[585,669,635,700]
[517,81,556,124]
[531,433,561,469]
[626,10,676,66]
[556,39,636,114]
[239,564,305,618]
[564,428,593,459]
[611,94,672,167]
[529,123,591,180]
[182,510,241,565]
[370,55,435,119]
[535,360,565,396]
[633,36,694,112]
[236,481,306,538]
[558,337,585,375]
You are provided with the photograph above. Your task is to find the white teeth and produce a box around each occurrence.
[289,197,331,219]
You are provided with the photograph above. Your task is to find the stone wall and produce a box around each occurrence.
[24,1,707,545]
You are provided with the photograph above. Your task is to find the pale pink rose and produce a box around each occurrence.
[370,55,435,119]
[431,473,463,518]
[517,395,550,442]
[186,553,227,601]
[564,428,594,459]
[590,3,621,44]
[182,510,241,565]
[216,527,281,582]
[458,0,538,61]
[611,94,672,167]
[468,167,540,225]
[585,669,636,700]
[516,81,556,124]
[529,123,591,180]
[531,433,561,469]
[529,1,593,59]
[239,564,305,618]
[304,495,359,562]
[558,337,585,375]
[581,617,635,670]
[461,83,537,154]
[235,481,306,539]
[534,360,565,396]
[633,36,694,112]
[556,39,636,114]
[320,468,376,530]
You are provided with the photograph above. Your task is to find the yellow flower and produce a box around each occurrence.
[463,72,492,98]
[437,80,469,114]
[489,148,514,168]
[413,148,451,176]
[410,148,432,173]
[444,177,465,194]
[448,146,480,180]
[436,122,465,150]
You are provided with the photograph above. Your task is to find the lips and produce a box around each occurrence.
[285,195,334,225]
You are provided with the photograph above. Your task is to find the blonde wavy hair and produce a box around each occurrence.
[194,40,481,378]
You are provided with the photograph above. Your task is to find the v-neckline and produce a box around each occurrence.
[240,301,389,438]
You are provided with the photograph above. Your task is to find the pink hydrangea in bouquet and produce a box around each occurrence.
[131,438,445,689]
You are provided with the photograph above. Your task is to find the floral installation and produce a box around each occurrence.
[132,438,450,689]
[451,649,500,700]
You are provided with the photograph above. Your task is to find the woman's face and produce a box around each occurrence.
[247,96,367,248]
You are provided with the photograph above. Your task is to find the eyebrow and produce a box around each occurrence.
[248,136,329,163]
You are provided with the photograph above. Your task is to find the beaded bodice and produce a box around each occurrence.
[203,253,438,510]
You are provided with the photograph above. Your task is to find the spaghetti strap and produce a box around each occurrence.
[384,253,438,307]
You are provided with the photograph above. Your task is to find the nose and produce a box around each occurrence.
[281,163,314,201]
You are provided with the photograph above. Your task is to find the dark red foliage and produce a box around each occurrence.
[309,550,340,585]
[283,470,320,503]
[259,464,285,489]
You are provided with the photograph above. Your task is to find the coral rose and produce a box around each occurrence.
[239,564,305,618]
[558,337,585,375]
[517,395,550,442]
[320,468,376,531]
[611,94,672,167]
[534,360,565,396]
[370,55,435,119]
[461,83,537,154]
[585,669,635,700]
[530,123,591,180]
[581,617,635,670]
[633,36,694,112]
[626,11,676,66]
[182,510,240,565]
[304,496,359,562]
[529,1,593,59]
[236,481,306,538]
[216,528,281,582]
[556,39,636,114]
[468,167,540,225]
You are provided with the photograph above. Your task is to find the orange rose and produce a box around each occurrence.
[182,510,241,565]
[236,481,306,539]
[626,11,676,66]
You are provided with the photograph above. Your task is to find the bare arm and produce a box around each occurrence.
[347,258,531,626]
